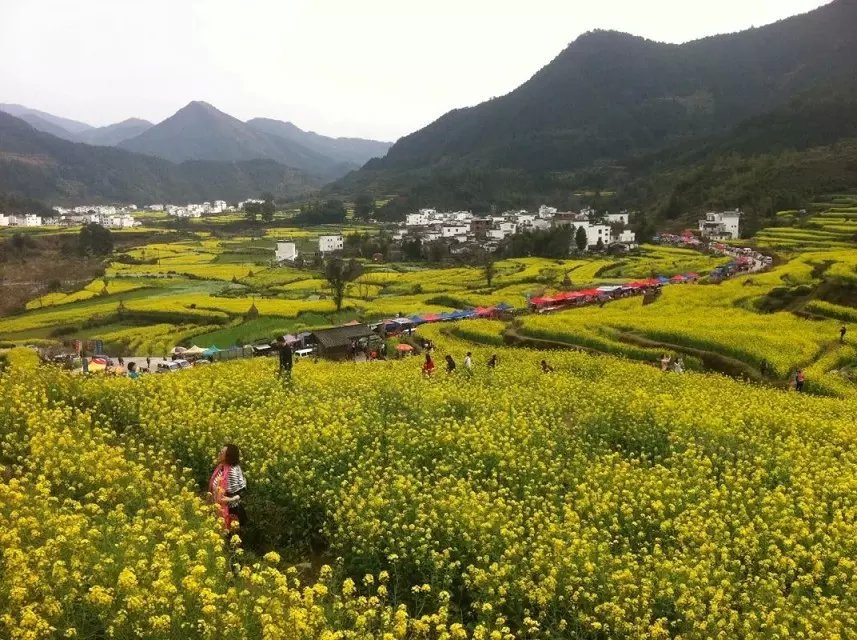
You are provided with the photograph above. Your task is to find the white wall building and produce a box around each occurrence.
[275,241,298,262]
[442,224,469,238]
[107,215,136,229]
[406,212,429,226]
[606,212,630,225]
[0,214,10,226]
[699,210,742,240]
[24,214,43,227]
[538,205,557,218]
[318,235,343,253]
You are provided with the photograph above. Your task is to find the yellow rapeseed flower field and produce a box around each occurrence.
[2,329,856,638]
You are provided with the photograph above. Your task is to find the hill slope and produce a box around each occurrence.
[246,117,392,166]
[77,118,154,146]
[363,0,857,175]
[119,101,358,180]
[0,112,320,203]
[0,103,94,137]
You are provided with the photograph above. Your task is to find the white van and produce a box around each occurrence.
[294,348,315,359]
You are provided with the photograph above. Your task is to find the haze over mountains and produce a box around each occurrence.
[0,101,393,204]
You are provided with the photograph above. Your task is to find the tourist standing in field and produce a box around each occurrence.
[445,354,456,374]
[487,354,498,369]
[276,337,293,378]
[841,325,847,343]
[673,357,684,374]
[464,352,473,374]
[660,353,671,372]
[209,444,247,532]
[795,369,806,393]
[127,362,139,380]
[540,360,554,373]
[422,353,435,377]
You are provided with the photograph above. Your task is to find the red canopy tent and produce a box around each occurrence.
[421,313,442,322]
[474,306,496,317]
[670,274,686,282]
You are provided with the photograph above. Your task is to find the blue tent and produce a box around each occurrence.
[495,302,513,311]
[460,309,478,319]
[409,315,426,325]
[202,346,220,357]
[439,312,456,321]
[656,276,670,284]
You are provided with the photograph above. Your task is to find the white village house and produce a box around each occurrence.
[699,210,742,240]
[275,241,298,263]
[318,235,344,254]
[0,214,11,227]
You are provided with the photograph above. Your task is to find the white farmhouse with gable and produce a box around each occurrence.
[275,241,298,262]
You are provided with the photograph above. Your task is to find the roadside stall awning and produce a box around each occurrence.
[395,343,414,352]
[670,274,686,282]
[657,276,670,284]
[474,307,495,317]
[421,313,442,323]
[183,345,206,356]
[408,315,426,325]
[596,285,622,293]
[495,303,513,311]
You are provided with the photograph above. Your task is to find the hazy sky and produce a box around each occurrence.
[1,0,830,141]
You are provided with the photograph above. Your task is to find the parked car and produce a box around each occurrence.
[295,347,315,359]
[175,359,192,369]
[156,361,183,373]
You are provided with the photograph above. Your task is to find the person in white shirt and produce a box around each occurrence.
[463,352,473,374]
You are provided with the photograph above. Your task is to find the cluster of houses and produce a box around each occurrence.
[159,200,232,218]
[1,204,140,229]
[274,235,343,263]
[392,205,637,252]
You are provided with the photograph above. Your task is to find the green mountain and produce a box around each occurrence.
[335,0,857,221]
[118,101,368,180]
[0,111,321,204]
[0,103,93,138]
[246,117,391,166]
[77,118,154,146]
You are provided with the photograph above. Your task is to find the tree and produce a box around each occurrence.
[402,238,423,261]
[575,226,588,252]
[78,223,113,257]
[324,258,363,311]
[353,194,375,220]
[482,250,497,287]
[260,193,276,223]
[596,238,605,251]
[244,201,261,222]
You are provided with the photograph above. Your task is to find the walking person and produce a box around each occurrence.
[445,354,456,374]
[81,356,89,374]
[276,336,293,379]
[840,325,847,344]
[208,444,247,533]
[146,356,151,371]
[463,352,473,375]
[422,352,435,377]
[487,354,498,369]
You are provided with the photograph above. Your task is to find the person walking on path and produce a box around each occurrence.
[81,356,89,374]
[209,444,247,533]
[795,369,806,393]
[840,325,847,344]
[276,337,293,379]
[445,354,456,374]
[464,352,473,375]
[422,353,435,377]
[146,356,151,371]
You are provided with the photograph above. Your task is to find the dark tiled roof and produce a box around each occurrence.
[311,324,373,349]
